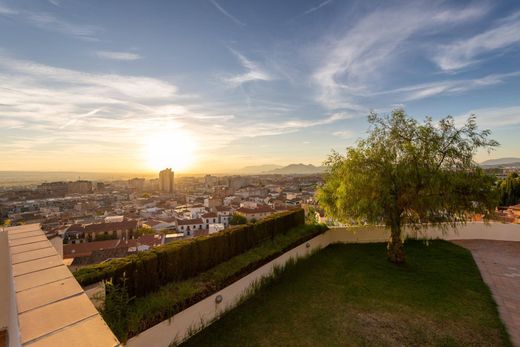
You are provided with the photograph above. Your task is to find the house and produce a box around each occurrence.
[201,212,218,227]
[235,205,275,222]
[176,218,205,237]
[64,219,138,242]
[216,206,232,227]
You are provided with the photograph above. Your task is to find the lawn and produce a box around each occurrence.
[182,240,511,347]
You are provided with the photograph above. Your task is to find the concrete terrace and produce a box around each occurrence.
[0,224,119,347]
[453,240,520,347]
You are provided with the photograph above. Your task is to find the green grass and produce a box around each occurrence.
[182,240,511,347]
[106,223,327,340]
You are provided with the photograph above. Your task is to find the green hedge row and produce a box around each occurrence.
[74,208,305,297]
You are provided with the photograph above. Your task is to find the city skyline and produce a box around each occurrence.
[1,0,520,173]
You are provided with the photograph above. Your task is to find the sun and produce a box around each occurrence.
[143,131,197,172]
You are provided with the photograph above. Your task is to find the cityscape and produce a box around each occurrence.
[1,1,520,347]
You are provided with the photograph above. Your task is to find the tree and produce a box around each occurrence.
[318,109,499,263]
[134,226,154,238]
[305,206,319,224]
[498,173,520,206]
[229,213,247,225]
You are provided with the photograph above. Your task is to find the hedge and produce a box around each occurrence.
[74,208,305,297]
[115,223,328,341]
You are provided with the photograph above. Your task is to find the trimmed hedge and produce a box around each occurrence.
[74,208,305,297]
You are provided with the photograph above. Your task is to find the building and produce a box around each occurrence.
[236,205,276,222]
[175,218,205,237]
[68,180,93,194]
[159,168,175,194]
[128,177,145,192]
[201,212,218,226]
[204,175,218,187]
[64,219,138,243]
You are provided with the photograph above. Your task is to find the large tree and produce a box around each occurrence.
[318,109,499,263]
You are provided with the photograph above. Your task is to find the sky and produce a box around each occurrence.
[0,0,519,174]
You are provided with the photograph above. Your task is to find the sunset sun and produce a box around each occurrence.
[143,131,197,172]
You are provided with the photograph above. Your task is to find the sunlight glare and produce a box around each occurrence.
[143,131,197,172]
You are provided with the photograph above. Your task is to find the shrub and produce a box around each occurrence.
[74,209,305,297]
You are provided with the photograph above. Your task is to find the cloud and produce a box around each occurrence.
[375,71,520,101]
[0,3,17,15]
[434,12,520,71]
[303,0,333,15]
[456,106,520,128]
[311,3,488,109]
[237,112,353,137]
[222,49,273,87]
[0,4,100,40]
[333,130,354,139]
[48,0,62,6]
[0,54,353,170]
[96,51,142,61]
[209,0,245,26]
[0,55,176,98]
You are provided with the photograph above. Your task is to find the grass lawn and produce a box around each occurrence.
[182,240,511,347]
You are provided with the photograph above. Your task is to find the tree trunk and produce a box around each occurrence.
[387,224,405,264]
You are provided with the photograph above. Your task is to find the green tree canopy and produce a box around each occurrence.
[318,109,499,263]
[229,213,247,225]
[498,173,520,206]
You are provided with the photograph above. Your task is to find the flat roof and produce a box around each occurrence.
[3,224,120,346]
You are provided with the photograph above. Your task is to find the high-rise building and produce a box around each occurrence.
[128,177,145,192]
[159,168,174,193]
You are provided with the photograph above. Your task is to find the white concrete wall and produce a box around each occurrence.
[125,222,520,347]
[0,231,21,347]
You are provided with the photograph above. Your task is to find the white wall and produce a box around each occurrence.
[125,222,520,347]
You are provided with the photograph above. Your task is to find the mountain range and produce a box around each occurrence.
[480,157,520,168]
[237,163,324,175]
[237,157,520,175]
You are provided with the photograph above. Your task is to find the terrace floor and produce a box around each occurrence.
[182,240,511,347]
[452,240,520,347]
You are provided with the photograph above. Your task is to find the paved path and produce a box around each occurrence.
[452,240,520,347]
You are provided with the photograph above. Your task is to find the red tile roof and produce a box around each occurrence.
[236,206,275,214]
[176,218,204,226]
[201,212,217,218]
[63,239,135,259]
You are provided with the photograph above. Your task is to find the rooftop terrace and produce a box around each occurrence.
[0,224,119,347]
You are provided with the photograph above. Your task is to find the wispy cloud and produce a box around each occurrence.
[222,49,273,87]
[48,0,62,7]
[333,130,354,139]
[0,3,17,15]
[209,0,245,26]
[96,51,142,61]
[311,3,488,109]
[303,0,333,15]
[374,71,520,101]
[456,106,520,128]
[433,12,520,71]
[0,54,350,170]
[0,4,100,40]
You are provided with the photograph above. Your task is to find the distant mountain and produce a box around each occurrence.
[237,164,283,174]
[267,164,325,175]
[480,157,520,167]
